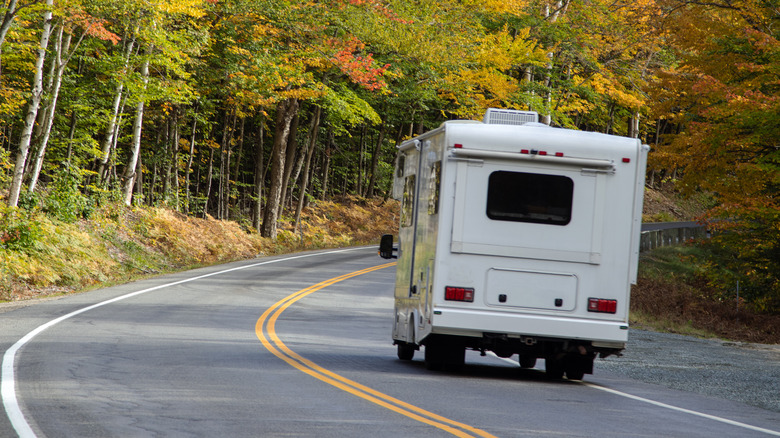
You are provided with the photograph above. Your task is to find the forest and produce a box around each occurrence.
[0,0,778,312]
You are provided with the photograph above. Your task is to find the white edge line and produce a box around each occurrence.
[491,354,780,436]
[2,247,368,438]
[583,382,780,437]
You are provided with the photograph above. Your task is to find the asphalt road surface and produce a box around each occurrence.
[1,247,778,437]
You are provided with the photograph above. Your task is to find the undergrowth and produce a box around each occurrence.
[0,196,399,301]
[631,244,780,344]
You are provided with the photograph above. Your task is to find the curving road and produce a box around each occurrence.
[1,247,778,437]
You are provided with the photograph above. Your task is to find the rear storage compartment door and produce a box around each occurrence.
[485,268,578,311]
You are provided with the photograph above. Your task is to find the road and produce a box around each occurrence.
[1,247,778,437]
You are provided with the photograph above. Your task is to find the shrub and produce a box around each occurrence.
[0,205,43,251]
[695,206,780,314]
[43,165,92,223]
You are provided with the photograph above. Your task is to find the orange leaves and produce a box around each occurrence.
[330,37,389,91]
[69,13,120,45]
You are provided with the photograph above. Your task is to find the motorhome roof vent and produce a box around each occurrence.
[483,108,539,125]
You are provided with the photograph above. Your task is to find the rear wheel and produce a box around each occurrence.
[424,342,443,370]
[564,354,593,381]
[424,339,465,371]
[397,343,415,361]
[518,354,537,369]
[545,355,564,380]
[564,361,585,380]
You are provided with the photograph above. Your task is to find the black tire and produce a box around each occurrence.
[424,342,444,370]
[518,354,537,369]
[545,356,564,380]
[445,345,466,371]
[397,343,415,361]
[565,360,585,380]
[425,339,465,371]
[565,354,593,381]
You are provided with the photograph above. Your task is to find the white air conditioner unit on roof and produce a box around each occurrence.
[483,108,539,125]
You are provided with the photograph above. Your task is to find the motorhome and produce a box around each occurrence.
[379,108,649,380]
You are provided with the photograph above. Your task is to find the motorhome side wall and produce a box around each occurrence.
[391,127,450,345]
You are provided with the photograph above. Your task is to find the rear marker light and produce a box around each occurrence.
[555,152,564,157]
[622,158,631,163]
[538,151,548,156]
[520,149,530,154]
[454,143,463,149]
[445,286,474,302]
[588,298,617,314]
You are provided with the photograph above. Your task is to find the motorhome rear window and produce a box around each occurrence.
[486,171,573,225]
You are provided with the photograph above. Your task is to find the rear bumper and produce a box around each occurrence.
[431,307,629,345]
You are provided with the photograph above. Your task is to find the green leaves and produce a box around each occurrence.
[321,83,381,132]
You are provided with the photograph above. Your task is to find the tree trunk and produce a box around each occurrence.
[252,120,264,231]
[294,105,321,230]
[184,105,198,215]
[26,25,58,190]
[172,110,180,210]
[628,112,640,139]
[65,108,77,164]
[539,0,570,126]
[202,145,215,218]
[366,122,386,198]
[357,125,366,195]
[161,120,171,205]
[122,57,150,206]
[278,110,299,216]
[135,151,144,204]
[261,98,298,238]
[98,33,136,185]
[105,95,128,187]
[321,142,333,199]
[7,0,54,207]
[233,117,245,188]
[217,111,229,219]
[29,24,80,192]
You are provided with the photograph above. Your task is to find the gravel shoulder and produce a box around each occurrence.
[595,329,780,413]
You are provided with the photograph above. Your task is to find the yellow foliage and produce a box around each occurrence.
[152,0,208,18]
[472,27,542,70]
[458,0,530,17]
[589,73,646,109]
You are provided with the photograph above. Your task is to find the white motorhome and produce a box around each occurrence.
[379,108,649,380]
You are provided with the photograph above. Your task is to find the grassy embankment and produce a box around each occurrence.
[1,196,399,301]
[2,190,777,344]
[636,185,779,344]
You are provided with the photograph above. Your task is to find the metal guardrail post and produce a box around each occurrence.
[639,222,707,252]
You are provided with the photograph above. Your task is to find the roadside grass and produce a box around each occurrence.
[1,196,399,302]
[631,244,780,344]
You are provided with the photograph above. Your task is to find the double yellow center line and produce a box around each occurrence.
[255,262,497,438]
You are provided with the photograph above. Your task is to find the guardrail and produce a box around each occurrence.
[639,221,708,252]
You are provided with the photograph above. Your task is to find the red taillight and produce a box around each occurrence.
[622,157,631,163]
[454,143,463,149]
[555,152,564,157]
[445,287,474,302]
[588,298,617,314]
[520,149,530,154]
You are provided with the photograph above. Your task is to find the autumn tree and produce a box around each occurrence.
[649,0,780,311]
